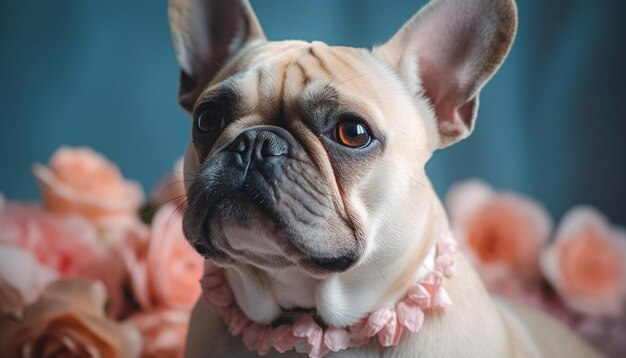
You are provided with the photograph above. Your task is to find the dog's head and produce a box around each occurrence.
[170,0,516,277]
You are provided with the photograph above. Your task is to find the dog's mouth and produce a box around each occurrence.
[182,127,363,275]
[185,185,360,274]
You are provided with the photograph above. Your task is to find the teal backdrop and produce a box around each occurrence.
[1,0,624,224]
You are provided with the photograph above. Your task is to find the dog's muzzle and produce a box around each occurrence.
[185,125,360,273]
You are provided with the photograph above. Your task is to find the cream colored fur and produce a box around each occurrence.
[185,190,599,357]
[171,0,602,356]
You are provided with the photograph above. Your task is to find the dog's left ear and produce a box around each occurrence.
[375,0,517,148]
[169,0,266,112]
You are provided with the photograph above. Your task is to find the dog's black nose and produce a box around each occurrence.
[311,255,356,272]
[226,127,292,166]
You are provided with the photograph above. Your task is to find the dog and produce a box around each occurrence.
[168,0,601,356]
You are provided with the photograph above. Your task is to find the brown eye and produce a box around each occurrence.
[335,120,372,148]
[196,105,225,134]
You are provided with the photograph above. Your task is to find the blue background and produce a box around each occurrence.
[1,0,624,225]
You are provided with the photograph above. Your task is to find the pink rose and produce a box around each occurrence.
[33,146,144,229]
[126,309,189,358]
[0,201,125,317]
[0,245,58,318]
[151,157,186,208]
[0,279,141,358]
[119,204,203,310]
[541,206,626,316]
[446,180,552,288]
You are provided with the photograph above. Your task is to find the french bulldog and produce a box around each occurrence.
[169,0,601,356]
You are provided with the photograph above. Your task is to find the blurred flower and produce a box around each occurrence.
[126,309,189,358]
[0,244,57,318]
[576,314,626,357]
[0,201,125,317]
[446,180,552,289]
[541,206,626,316]
[119,203,203,310]
[33,146,144,229]
[0,279,141,358]
[490,282,575,325]
[151,157,186,208]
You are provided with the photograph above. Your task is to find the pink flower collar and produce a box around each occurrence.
[200,233,458,357]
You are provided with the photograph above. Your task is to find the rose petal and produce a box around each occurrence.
[396,300,425,333]
[292,315,330,357]
[270,324,299,353]
[200,273,225,292]
[407,283,431,308]
[434,287,452,307]
[242,323,266,351]
[203,285,234,309]
[378,311,403,347]
[226,309,251,336]
[323,327,350,352]
[256,327,275,356]
[0,245,58,305]
[147,204,204,310]
[445,180,495,226]
[360,308,393,337]
[420,273,443,308]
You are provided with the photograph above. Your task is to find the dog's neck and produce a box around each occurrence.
[224,187,449,327]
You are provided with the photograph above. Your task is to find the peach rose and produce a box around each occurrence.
[541,206,626,316]
[0,201,125,317]
[446,180,552,288]
[0,245,58,318]
[151,157,186,208]
[0,279,141,358]
[119,204,203,310]
[126,309,189,358]
[33,146,144,229]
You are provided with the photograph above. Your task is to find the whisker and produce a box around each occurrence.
[368,257,388,284]
[159,180,193,194]
[166,198,189,232]
[167,169,200,177]
[324,71,340,88]
[335,74,364,86]
[163,194,189,206]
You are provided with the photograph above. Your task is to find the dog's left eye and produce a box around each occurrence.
[335,119,372,148]
[195,104,225,134]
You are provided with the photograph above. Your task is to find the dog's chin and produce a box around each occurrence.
[184,192,361,276]
[220,219,360,278]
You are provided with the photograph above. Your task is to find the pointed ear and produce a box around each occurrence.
[168,0,265,112]
[375,0,517,148]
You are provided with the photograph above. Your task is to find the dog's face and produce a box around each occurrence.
[180,41,436,276]
[170,0,516,277]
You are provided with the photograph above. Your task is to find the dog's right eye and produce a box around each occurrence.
[335,119,372,148]
[195,105,225,134]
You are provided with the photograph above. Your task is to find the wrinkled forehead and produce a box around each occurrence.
[197,40,397,126]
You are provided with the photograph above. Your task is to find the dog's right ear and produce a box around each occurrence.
[168,0,265,112]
